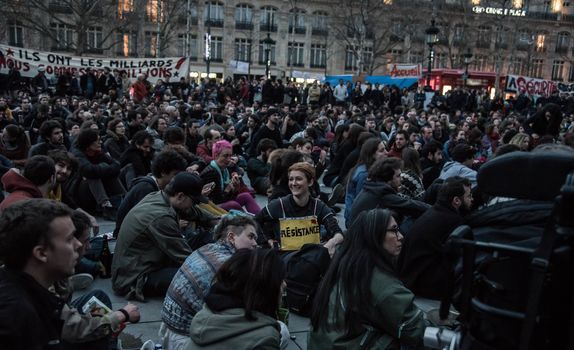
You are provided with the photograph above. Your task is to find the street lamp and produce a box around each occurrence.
[262,33,275,79]
[463,48,473,88]
[425,19,439,91]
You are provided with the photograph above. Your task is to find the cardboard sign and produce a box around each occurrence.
[279,216,320,251]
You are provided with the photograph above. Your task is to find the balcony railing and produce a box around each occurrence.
[289,62,305,67]
[205,19,224,27]
[260,24,277,32]
[311,28,328,36]
[495,42,508,50]
[235,21,253,30]
[289,26,306,35]
[310,63,326,68]
[258,60,276,65]
[389,34,402,43]
[177,15,198,25]
[85,48,104,54]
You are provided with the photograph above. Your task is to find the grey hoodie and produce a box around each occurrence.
[439,161,477,188]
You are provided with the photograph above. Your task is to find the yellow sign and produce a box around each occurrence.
[279,216,320,251]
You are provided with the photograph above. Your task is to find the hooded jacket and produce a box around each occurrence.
[0,169,44,210]
[111,191,191,300]
[348,180,429,227]
[188,308,280,350]
[439,161,477,188]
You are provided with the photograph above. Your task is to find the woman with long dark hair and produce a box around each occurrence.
[309,208,425,349]
[188,248,286,349]
[400,147,424,200]
[344,138,387,224]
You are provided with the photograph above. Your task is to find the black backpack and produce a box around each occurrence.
[283,243,331,317]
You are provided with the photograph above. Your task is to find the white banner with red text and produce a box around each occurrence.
[505,74,558,98]
[387,63,422,78]
[0,44,189,83]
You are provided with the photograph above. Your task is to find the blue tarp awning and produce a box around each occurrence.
[365,76,419,89]
[322,75,419,89]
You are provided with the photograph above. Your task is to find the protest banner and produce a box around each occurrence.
[0,44,189,83]
[505,74,558,98]
[387,64,422,78]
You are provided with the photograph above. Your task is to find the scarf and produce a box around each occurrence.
[210,160,230,191]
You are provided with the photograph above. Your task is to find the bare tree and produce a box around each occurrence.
[0,0,137,55]
[329,0,407,76]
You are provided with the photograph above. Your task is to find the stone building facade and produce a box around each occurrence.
[2,0,574,82]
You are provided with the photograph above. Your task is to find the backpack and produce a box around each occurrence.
[283,243,331,317]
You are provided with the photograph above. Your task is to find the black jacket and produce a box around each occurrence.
[349,180,429,226]
[0,268,65,349]
[114,176,158,237]
[72,149,121,180]
[120,145,153,178]
[398,203,463,299]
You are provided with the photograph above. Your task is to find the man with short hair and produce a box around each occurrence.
[28,120,67,157]
[420,140,444,189]
[333,79,348,106]
[0,199,140,348]
[112,172,208,301]
[248,108,283,157]
[388,130,409,159]
[0,155,55,210]
[399,176,472,299]
[114,150,188,237]
[247,138,277,195]
[349,157,429,226]
[439,143,477,188]
[196,126,222,162]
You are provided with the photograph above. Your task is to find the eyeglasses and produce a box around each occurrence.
[386,226,401,238]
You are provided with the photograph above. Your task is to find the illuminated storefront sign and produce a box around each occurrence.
[472,6,526,17]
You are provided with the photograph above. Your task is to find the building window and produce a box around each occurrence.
[118,0,133,18]
[51,23,75,50]
[453,24,464,44]
[115,32,137,57]
[260,6,277,31]
[569,64,574,82]
[179,34,198,59]
[509,57,523,75]
[235,4,253,28]
[552,60,565,81]
[477,25,491,48]
[204,1,224,27]
[408,51,422,64]
[434,52,447,69]
[310,44,326,68]
[235,38,252,62]
[146,0,164,23]
[345,46,357,71]
[288,42,305,67]
[258,40,276,64]
[535,33,546,53]
[144,31,158,56]
[311,11,328,36]
[289,8,306,34]
[8,21,24,47]
[556,32,570,53]
[86,27,103,51]
[177,34,186,56]
[531,59,544,78]
[209,36,223,61]
[512,0,523,8]
[472,54,491,71]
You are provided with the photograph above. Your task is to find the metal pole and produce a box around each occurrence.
[156,0,161,57]
[206,3,211,76]
[426,44,433,89]
[185,0,191,80]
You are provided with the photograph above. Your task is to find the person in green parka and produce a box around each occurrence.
[308,208,426,349]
